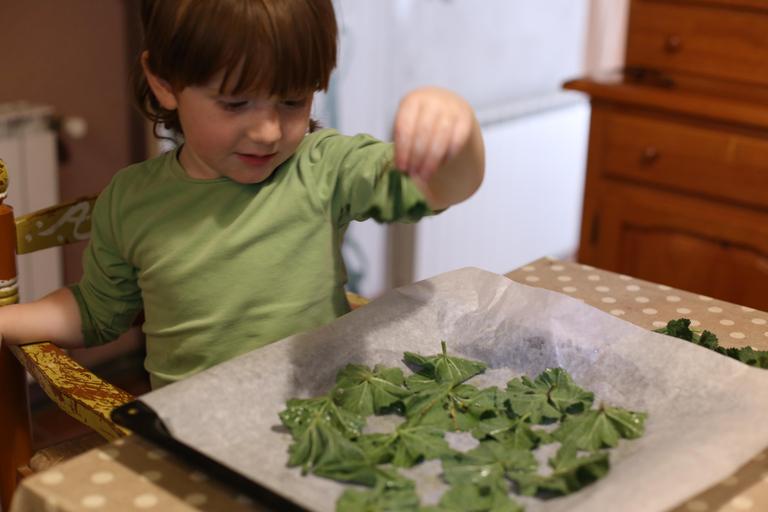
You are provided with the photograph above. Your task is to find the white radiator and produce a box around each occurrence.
[0,101,63,303]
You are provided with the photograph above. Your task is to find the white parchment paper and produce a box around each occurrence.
[140,268,768,512]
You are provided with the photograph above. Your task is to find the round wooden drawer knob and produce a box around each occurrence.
[640,147,660,166]
[665,34,683,54]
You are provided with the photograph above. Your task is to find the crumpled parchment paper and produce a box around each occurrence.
[140,267,768,512]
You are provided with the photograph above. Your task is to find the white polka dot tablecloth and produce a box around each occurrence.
[9,257,768,512]
[10,435,268,512]
[506,257,768,512]
[506,257,768,352]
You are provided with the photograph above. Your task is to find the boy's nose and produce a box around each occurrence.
[246,109,281,146]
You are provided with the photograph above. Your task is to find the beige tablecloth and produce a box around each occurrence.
[11,257,768,512]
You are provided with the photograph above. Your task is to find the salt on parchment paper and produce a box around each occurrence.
[140,267,768,512]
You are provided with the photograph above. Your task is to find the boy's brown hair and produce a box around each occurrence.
[131,0,338,137]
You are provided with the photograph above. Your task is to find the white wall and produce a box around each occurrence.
[414,101,590,281]
[318,0,593,297]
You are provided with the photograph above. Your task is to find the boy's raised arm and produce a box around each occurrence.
[0,287,85,349]
[393,86,485,211]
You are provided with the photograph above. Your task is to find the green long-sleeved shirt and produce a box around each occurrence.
[69,129,433,388]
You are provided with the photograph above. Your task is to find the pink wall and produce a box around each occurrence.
[0,1,145,367]
[0,0,143,285]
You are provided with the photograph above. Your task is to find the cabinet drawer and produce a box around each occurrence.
[590,182,768,311]
[670,0,768,8]
[626,0,768,86]
[602,112,768,209]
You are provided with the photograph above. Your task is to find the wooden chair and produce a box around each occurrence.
[0,158,371,511]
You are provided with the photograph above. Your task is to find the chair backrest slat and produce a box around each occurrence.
[15,194,98,255]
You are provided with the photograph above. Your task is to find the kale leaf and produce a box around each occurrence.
[655,318,768,369]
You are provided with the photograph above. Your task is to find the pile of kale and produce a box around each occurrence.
[279,342,647,512]
[655,318,768,369]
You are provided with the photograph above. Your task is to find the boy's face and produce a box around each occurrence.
[162,71,313,184]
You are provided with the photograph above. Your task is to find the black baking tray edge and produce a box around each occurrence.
[111,400,309,512]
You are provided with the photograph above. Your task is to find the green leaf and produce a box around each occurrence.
[337,482,420,512]
[404,342,488,386]
[503,377,561,424]
[505,368,594,423]
[535,368,595,415]
[655,318,768,369]
[508,444,609,496]
[436,481,524,512]
[334,364,413,416]
[441,441,538,490]
[552,404,648,451]
[286,421,360,473]
[315,456,413,489]
[405,383,499,431]
[471,413,547,450]
[697,330,721,350]
[653,318,696,341]
[357,421,451,467]
[736,346,768,369]
[279,394,366,472]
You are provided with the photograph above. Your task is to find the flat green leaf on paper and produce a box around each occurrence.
[334,364,414,416]
[404,341,488,386]
[434,481,524,512]
[336,479,420,512]
[441,440,538,490]
[505,368,593,423]
[552,404,648,451]
[504,379,562,424]
[279,394,365,472]
[285,420,360,474]
[472,413,551,450]
[508,444,609,496]
[357,421,451,467]
[314,454,413,489]
[405,383,500,431]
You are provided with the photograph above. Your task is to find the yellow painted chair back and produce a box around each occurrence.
[0,158,371,511]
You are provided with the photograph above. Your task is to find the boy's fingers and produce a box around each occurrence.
[406,107,441,175]
[419,116,456,180]
[393,101,421,171]
[447,115,473,161]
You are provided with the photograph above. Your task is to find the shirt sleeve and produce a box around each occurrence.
[300,130,439,226]
[69,175,144,347]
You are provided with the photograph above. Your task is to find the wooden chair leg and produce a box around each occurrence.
[0,343,33,512]
[1,195,29,511]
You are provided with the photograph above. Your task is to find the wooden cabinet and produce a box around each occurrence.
[566,0,768,310]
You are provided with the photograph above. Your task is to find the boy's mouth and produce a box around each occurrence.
[236,152,276,167]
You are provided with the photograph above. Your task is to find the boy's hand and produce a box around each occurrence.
[393,87,484,211]
[393,87,474,181]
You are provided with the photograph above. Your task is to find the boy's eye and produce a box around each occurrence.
[281,98,309,108]
[220,100,248,111]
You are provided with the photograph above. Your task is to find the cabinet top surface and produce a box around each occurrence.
[564,71,768,129]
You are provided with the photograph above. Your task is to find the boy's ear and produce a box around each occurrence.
[141,51,178,110]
